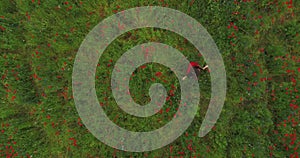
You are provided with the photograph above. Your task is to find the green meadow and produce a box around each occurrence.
[1,0,299,157]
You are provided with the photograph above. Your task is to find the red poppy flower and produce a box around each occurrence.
[155,72,162,77]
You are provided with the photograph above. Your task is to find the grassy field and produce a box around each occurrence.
[1,0,300,157]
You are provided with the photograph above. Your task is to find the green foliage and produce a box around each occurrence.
[1,0,299,157]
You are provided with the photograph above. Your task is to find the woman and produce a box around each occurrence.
[182,62,208,80]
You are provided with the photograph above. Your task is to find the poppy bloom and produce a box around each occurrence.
[182,62,208,80]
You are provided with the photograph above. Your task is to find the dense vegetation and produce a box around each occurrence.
[0,0,299,157]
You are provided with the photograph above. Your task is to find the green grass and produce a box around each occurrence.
[1,0,300,157]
